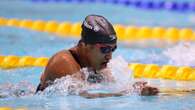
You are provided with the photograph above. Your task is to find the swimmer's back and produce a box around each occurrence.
[37,49,81,91]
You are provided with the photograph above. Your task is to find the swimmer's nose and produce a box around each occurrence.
[105,52,112,60]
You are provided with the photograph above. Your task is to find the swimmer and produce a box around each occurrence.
[36,15,159,98]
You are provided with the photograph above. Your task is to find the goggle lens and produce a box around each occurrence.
[96,44,117,54]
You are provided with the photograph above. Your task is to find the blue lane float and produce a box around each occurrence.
[31,0,195,12]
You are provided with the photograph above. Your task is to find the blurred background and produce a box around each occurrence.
[0,0,195,110]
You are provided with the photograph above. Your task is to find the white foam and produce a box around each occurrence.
[39,75,86,96]
[108,56,133,91]
[163,42,195,66]
[0,81,35,98]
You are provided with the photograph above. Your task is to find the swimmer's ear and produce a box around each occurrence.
[78,40,93,50]
[78,40,85,46]
[78,41,89,50]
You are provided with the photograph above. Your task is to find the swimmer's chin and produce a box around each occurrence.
[100,63,107,69]
[94,62,108,70]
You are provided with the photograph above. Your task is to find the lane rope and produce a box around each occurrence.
[1,17,195,42]
[0,55,195,81]
[31,0,195,12]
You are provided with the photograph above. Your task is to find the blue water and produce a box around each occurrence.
[0,0,195,110]
[0,0,195,27]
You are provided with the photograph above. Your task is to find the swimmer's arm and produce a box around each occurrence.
[79,91,123,99]
[132,81,195,95]
[79,87,159,99]
[79,81,160,99]
[159,88,195,94]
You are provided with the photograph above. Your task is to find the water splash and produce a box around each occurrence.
[108,56,133,91]
[39,75,86,96]
[163,42,195,67]
[0,81,35,98]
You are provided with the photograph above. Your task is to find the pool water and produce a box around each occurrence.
[0,0,195,110]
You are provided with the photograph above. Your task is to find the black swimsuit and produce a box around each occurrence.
[69,50,82,67]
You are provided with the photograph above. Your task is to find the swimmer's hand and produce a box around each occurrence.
[133,81,159,96]
[79,91,123,99]
[79,81,159,98]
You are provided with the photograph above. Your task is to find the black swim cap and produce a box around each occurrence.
[81,15,117,44]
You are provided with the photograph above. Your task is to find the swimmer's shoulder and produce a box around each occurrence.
[51,49,79,66]
[45,49,81,76]
[51,50,73,62]
[38,49,81,91]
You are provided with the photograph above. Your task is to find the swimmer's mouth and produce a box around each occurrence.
[101,61,108,68]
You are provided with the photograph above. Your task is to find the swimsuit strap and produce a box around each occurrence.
[35,83,42,93]
[69,49,82,67]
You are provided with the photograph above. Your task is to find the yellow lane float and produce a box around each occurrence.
[1,17,195,42]
[0,55,195,81]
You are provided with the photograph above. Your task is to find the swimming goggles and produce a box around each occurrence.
[95,43,117,54]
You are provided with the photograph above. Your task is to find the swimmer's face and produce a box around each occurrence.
[86,43,117,70]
